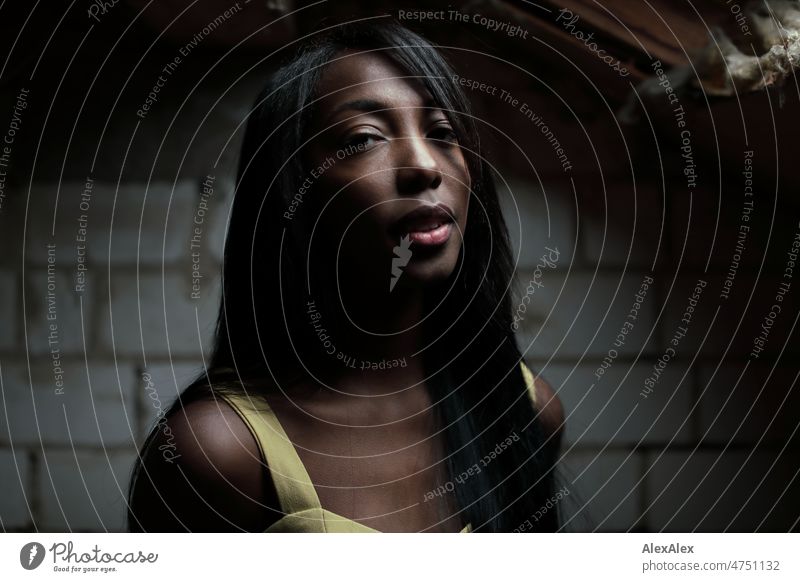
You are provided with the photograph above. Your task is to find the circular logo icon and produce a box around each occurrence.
[20,542,46,570]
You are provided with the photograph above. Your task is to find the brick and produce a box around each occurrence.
[559,449,643,532]
[697,364,800,447]
[643,450,800,532]
[515,271,659,359]
[659,274,799,358]
[0,188,24,266]
[24,268,94,355]
[671,181,797,273]
[581,179,666,269]
[97,271,220,358]
[0,449,33,529]
[497,179,575,271]
[37,449,136,531]
[85,181,197,265]
[542,363,693,447]
[23,181,200,266]
[0,362,137,448]
[23,183,86,264]
[0,270,16,350]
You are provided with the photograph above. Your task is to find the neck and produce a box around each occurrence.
[307,273,431,395]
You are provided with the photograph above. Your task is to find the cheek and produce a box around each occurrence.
[448,147,471,189]
[451,162,471,231]
[315,170,395,240]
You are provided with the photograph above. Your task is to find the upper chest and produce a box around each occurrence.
[265,390,463,532]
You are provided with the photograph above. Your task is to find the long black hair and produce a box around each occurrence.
[129,20,560,533]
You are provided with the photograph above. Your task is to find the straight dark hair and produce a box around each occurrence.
[129,20,560,532]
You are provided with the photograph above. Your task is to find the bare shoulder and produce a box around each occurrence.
[128,395,280,532]
[532,375,565,449]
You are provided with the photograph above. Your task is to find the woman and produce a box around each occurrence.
[128,20,564,533]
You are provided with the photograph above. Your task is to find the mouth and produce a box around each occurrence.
[390,203,455,247]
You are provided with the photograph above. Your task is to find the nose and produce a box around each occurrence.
[394,135,443,195]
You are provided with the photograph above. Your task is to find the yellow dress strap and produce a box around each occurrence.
[217,392,322,516]
[520,361,538,406]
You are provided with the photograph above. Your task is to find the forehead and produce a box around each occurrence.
[314,50,435,111]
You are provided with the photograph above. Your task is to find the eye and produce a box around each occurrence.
[428,123,458,144]
[341,131,383,152]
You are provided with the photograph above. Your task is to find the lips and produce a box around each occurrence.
[390,203,455,246]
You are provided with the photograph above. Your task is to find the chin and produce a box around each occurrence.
[403,263,455,286]
[396,243,461,289]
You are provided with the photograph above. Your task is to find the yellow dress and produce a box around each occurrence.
[218,362,539,533]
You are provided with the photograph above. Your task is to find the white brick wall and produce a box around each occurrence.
[25,269,94,355]
[542,363,693,447]
[2,174,226,531]
[560,449,644,532]
[515,272,659,359]
[642,451,800,532]
[697,365,800,447]
[0,362,137,448]
[0,449,33,529]
[97,271,220,358]
[581,180,663,269]
[23,183,87,265]
[660,275,799,359]
[497,180,576,271]
[83,182,197,265]
[0,270,16,350]
[37,450,136,531]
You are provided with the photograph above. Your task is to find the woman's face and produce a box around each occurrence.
[305,50,471,296]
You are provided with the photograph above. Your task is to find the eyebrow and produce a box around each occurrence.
[324,97,442,126]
